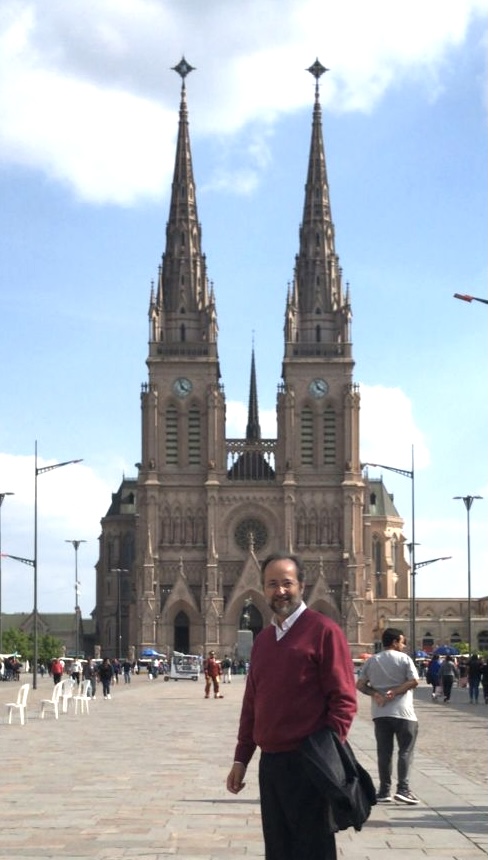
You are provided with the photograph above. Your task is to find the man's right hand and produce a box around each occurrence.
[226,762,246,794]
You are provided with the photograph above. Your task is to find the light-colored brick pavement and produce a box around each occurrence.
[0,673,486,859]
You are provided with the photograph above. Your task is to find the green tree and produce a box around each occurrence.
[38,634,63,667]
[1,628,32,660]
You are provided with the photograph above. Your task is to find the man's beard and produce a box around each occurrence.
[270,594,301,618]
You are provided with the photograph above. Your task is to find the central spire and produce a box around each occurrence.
[246,346,261,442]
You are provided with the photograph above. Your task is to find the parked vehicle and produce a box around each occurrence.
[164,651,201,682]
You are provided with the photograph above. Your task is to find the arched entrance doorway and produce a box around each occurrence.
[174,610,190,653]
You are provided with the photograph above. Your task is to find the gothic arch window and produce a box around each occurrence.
[315,325,321,342]
[372,534,382,577]
[315,232,320,246]
[300,406,314,465]
[121,533,134,568]
[181,231,185,245]
[391,536,397,572]
[105,620,112,647]
[106,539,114,571]
[165,406,178,465]
[188,406,201,466]
[450,631,462,644]
[323,406,336,465]
[180,324,186,342]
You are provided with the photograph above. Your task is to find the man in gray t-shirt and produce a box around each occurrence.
[357,627,419,805]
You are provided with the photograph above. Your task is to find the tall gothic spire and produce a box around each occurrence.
[284,60,351,355]
[246,346,261,442]
[150,57,217,347]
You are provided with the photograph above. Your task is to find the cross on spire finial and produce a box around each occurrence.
[171,56,196,80]
[306,58,329,81]
[306,58,329,100]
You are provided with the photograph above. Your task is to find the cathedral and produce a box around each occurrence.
[94,58,412,661]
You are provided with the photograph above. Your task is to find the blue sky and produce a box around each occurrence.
[0,0,486,617]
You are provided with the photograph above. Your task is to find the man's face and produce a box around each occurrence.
[263,558,304,621]
[392,635,406,652]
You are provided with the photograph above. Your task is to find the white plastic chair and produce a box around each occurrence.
[5,683,30,725]
[40,681,63,720]
[73,679,92,715]
[60,677,76,713]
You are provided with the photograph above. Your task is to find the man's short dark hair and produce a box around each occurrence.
[261,552,306,584]
[382,627,404,648]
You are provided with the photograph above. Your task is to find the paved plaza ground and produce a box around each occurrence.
[0,671,487,859]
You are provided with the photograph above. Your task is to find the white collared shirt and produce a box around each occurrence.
[271,600,307,640]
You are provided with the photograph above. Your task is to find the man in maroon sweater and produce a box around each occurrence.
[226,552,357,860]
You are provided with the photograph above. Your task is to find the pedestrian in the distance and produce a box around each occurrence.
[426,654,441,699]
[438,655,459,703]
[480,659,488,705]
[99,657,114,699]
[50,657,64,685]
[357,627,419,805]
[467,653,483,704]
[203,651,223,699]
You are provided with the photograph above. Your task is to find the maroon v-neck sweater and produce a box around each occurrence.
[234,608,357,767]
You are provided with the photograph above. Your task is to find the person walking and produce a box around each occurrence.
[438,654,459,703]
[71,658,82,686]
[467,653,483,704]
[426,654,441,699]
[83,658,97,699]
[50,657,64,685]
[203,651,223,698]
[357,627,419,805]
[226,552,357,860]
[98,657,114,699]
[122,658,132,684]
[480,659,488,705]
[221,655,232,684]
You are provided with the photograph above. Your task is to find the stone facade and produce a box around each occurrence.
[94,61,487,661]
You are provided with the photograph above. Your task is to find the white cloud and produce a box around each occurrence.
[359,384,430,470]
[0,451,115,615]
[0,0,486,203]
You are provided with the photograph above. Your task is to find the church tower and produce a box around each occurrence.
[95,59,401,661]
[136,57,226,655]
[276,59,365,638]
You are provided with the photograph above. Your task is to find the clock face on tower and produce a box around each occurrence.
[172,377,193,398]
[308,378,329,398]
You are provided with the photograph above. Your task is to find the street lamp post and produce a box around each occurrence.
[453,293,488,305]
[453,495,483,655]
[0,491,14,653]
[65,540,87,657]
[34,442,82,689]
[411,556,451,653]
[362,445,416,651]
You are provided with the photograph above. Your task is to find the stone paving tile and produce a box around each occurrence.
[0,674,487,858]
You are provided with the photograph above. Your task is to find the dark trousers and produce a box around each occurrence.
[442,676,454,701]
[259,751,337,860]
[374,717,418,794]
